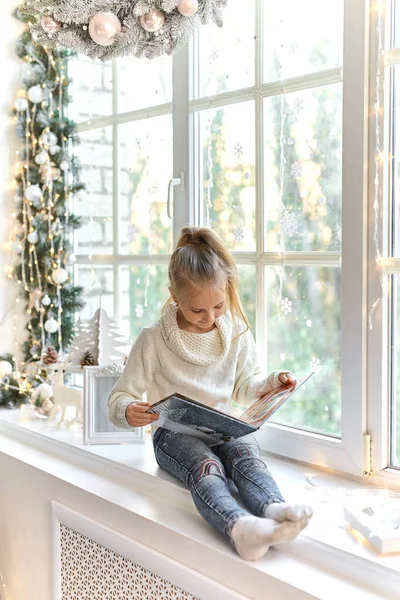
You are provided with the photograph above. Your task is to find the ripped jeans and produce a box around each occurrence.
[153,428,285,544]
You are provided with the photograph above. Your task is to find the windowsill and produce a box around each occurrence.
[0,407,399,599]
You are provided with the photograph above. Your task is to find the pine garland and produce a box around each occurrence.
[1,7,86,406]
[21,0,228,61]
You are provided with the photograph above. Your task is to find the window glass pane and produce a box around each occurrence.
[119,265,169,342]
[263,0,343,83]
[264,84,342,252]
[196,102,256,252]
[119,116,173,255]
[395,1,400,47]
[237,265,256,333]
[266,265,341,436]
[196,0,255,98]
[74,127,113,255]
[75,265,114,319]
[392,67,400,257]
[69,56,112,123]
[117,55,172,113]
[392,276,400,467]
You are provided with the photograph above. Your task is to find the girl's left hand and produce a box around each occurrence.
[278,371,296,388]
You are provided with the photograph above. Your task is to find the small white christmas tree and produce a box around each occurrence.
[67,309,130,369]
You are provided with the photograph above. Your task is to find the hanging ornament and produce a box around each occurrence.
[14,97,28,112]
[44,317,59,334]
[13,241,23,254]
[41,15,61,34]
[41,131,58,147]
[42,346,58,365]
[0,360,13,378]
[25,184,42,203]
[66,253,77,266]
[51,167,61,181]
[35,151,49,165]
[75,189,87,202]
[177,0,199,17]
[27,230,39,245]
[49,145,61,156]
[27,85,45,104]
[51,267,69,285]
[88,12,122,46]
[59,160,69,171]
[42,294,51,306]
[140,10,165,33]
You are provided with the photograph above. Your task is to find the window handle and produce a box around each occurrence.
[167,172,185,219]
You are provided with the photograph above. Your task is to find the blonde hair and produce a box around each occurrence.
[164,227,249,334]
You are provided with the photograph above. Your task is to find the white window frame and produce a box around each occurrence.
[74,0,400,481]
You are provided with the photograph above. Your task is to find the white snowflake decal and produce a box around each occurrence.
[287,40,299,54]
[233,227,244,243]
[234,143,243,158]
[309,357,321,371]
[281,297,293,315]
[291,162,303,178]
[280,210,298,238]
[127,224,140,242]
[135,304,144,319]
[210,47,219,62]
[294,98,304,115]
[135,137,142,149]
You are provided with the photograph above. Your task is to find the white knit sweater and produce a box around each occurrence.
[108,304,283,430]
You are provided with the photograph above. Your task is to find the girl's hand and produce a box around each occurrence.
[125,402,159,428]
[278,371,296,389]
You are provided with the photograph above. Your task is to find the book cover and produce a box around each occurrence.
[147,370,315,445]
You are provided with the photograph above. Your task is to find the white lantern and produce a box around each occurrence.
[27,231,39,244]
[35,151,49,165]
[42,294,51,306]
[44,318,59,334]
[14,97,28,112]
[0,360,13,378]
[25,185,42,203]
[13,241,23,254]
[27,85,45,104]
[51,268,69,285]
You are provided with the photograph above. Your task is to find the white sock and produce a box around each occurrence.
[231,515,309,561]
[264,502,313,523]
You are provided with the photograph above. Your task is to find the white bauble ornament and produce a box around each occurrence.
[75,189,87,202]
[89,12,122,46]
[28,85,45,104]
[66,253,77,265]
[140,10,165,32]
[60,160,69,171]
[14,97,28,112]
[27,231,39,244]
[13,241,23,254]
[42,294,51,306]
[41,131,58,147]
[51,268,69,285]
[44,318,59,334]
[0,360,13,378]
[41,15,61,34]
[25,185,42,202]
[177,0,199,16]
[49,145,61,156]
[36,382,53,399]
[35,151,49,165]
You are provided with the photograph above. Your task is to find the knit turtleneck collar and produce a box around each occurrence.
[160,303,233,366]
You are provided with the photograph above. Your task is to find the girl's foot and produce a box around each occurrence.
[231,515,309,561]
[264,502,313,523]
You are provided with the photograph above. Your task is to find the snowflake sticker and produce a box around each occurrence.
[280,210,298,238]
[291,162,303,178]
[233,227,244,243]
[309,357,321,372]
[281,297,293,315]
[234,144,243,158]
[135,304,144,319]
[294,98,304,115]
[210,47,219,62]
[135,137,142,150]
[127,224,139,242]
[287,40,299,55]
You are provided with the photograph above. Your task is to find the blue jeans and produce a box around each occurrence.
[153,428,285,544]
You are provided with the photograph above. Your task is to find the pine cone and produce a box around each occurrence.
[80,350,97,367]
[42,346,58,365]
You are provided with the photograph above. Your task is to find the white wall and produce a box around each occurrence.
[0,0,25,356]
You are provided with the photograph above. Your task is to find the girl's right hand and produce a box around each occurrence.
[125,402,159,428]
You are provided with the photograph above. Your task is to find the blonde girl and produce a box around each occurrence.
[109,227,312,560]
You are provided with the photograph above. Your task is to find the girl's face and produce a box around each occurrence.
[172,282,227,333]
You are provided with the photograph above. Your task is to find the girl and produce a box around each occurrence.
[109,227,312,561]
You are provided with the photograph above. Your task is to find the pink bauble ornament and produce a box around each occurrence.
[88,12,122,46]
[41,16,62,34]
[177,0,199,17]
[140,10,165,33]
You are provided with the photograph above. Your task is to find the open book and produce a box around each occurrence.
[147,371,315,446]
